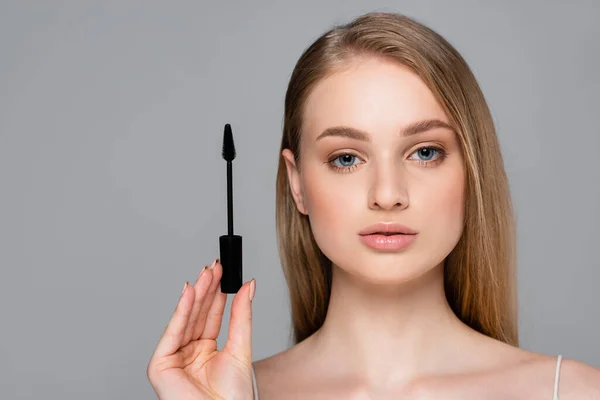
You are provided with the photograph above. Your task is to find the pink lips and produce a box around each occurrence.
[358,233,417,250]
[358,222,418,251]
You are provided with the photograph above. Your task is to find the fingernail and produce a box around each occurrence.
[181,281,188,295]
[209,258,217,269]
[198,266,207,280]
[248,279,256,301]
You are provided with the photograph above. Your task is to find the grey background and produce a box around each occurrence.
[1,1,598,399]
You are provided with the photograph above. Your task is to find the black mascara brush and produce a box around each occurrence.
[219,123,242,293]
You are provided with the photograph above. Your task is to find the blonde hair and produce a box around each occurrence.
[275,12,518,346]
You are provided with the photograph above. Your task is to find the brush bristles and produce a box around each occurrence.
[222,123,236,161]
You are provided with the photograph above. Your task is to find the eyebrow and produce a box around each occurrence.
[315,119,455,142]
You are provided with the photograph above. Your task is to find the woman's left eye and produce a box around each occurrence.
[409,146,445,163]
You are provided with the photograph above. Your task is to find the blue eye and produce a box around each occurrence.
[327,153,362,173]
[410,147,443,162]
[332,154,359,168]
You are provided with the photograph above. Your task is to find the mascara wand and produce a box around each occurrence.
[219,123,242,293]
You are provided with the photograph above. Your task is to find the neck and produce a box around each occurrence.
[306,261,477,387]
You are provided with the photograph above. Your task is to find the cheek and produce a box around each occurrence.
[413,167,466,249]
[300,168,361,251]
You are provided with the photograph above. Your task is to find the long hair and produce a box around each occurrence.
[275,12,518,346]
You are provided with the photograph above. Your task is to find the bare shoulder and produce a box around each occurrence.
[252,339,313,399]
[554,357,600,399]
[252,348,294,381]
[251,334,350,399]
[485,350,600,399]
[419,342,600,400]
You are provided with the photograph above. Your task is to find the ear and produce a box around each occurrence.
[281,148,308,215]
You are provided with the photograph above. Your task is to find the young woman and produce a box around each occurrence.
[147,11,600,399]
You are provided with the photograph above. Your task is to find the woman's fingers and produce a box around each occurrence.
[200,283,228,340]
[182,265,214,343]
[223,279,256,364]
[192,260,224,340]
[151,259,255,369]
[151,281,196,360]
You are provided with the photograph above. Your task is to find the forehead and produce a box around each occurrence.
[302,58,449,140]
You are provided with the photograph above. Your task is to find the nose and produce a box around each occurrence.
[368,162,409,211]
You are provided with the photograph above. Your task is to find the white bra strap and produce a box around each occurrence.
[251,364,259,400]
[553,354,563,400]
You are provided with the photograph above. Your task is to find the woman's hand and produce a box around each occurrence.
[147,259,256,400]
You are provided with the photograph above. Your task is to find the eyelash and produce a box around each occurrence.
[326,146,448,173]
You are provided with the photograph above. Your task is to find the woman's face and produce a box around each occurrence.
[282,57,466,285]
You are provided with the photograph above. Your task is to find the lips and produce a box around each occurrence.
[358,232,417,251]
[358,222,417,236]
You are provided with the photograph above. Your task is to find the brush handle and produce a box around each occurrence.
[219,234,242,293]
[227,161,233,236]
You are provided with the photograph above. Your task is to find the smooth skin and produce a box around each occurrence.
[147,259,256,400]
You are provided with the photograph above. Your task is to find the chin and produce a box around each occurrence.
[333,252,443,287]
